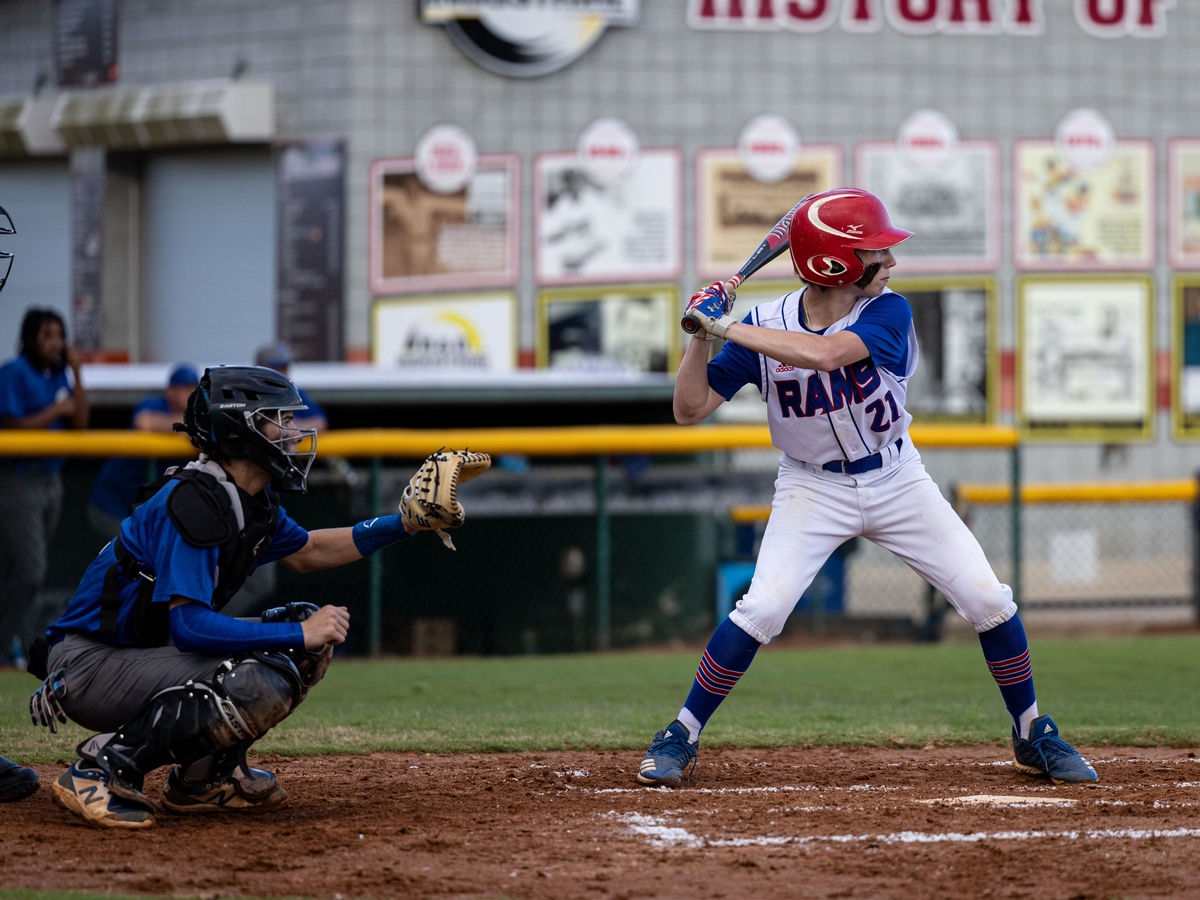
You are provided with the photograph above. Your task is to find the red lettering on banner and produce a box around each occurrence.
[944,0,1002,32]
[843,0,882,31]
[1006,0,1044,31]
[686,0,1164,35]
[897,0,938,22]
[785,0,835,30]
[948,0,993,22]
[787,0,828,21]
[1133,0,1172,35]
[886,0,941,34]
[1086,0,1124,25]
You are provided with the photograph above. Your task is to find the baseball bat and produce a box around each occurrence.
[681,199,804,335]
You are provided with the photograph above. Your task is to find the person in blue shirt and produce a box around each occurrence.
[254,341,327,431]
[0,207,43,804]
[0,308,89,666]
[87,364,200,541]
[28,365,447,830]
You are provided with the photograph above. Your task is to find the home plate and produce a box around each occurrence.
[915,794,1078,807]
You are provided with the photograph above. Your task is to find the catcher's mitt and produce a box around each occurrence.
[400,450,491,550]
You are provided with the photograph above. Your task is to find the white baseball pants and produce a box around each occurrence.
[730,438,1017,644]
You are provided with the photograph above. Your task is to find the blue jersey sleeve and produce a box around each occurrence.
[257,506,310,564]
[169,602,305,655]
[149,529,220,607]
[845,293,913,374]
[706,314,762,400]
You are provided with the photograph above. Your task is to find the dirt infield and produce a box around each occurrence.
[3,746,1200,899]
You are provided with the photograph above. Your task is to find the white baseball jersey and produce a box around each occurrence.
[707,288,919,466]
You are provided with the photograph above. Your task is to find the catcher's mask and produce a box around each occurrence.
[0,205,14,294]
[182,366,317,492]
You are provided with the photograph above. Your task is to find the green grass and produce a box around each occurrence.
[2,634,1198,762]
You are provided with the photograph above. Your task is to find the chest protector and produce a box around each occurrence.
[100,463,278,647]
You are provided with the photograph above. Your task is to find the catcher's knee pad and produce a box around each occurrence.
[89,651,301,793]
[215,651,302,736]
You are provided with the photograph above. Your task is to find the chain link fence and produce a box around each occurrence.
[12,445,1200,659]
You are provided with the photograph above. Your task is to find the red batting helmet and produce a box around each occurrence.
[788,189,913,287]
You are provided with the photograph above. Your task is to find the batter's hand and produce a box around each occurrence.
[686,282,735,341]
[301,605,350,649]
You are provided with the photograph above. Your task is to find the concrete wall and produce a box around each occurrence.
[1,0,1200,480]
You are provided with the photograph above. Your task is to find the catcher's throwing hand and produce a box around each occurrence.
[400,450,491,550]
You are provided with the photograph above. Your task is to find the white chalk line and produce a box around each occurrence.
[608,812,1200,850]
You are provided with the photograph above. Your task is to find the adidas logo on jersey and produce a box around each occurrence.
[775,363,795,373]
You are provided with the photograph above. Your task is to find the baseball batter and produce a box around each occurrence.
[639,189,1096,787]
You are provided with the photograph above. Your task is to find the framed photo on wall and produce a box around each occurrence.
[888,277,997,423]
[371,291,518,372]
[368,154,521,295]
[855,141,1000,274]
[536,284,680,373]
[1013,140,1155,271]
[1017,274,1154,441]
[1168,140,1200,269]
[1170,275,1200,438]
[533,148,682,286]
[695,145,842,283]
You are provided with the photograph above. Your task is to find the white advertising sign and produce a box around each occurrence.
[896,108,959,170]
[737,114,801,184]
[414,124,478,194]
[577,118,640,187]
[1055,108,1116,172]
[372,292,517,371]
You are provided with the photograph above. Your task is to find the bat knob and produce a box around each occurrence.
[680,314,702,335]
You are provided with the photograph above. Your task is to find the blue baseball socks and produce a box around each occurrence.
[978,614,1039,740]
[676,617,761,743]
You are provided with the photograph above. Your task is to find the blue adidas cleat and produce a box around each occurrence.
[637,720,697,787]
[1012,715,1098,784]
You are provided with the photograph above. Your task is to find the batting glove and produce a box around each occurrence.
[686,282,736,341]
[29,668,68,734]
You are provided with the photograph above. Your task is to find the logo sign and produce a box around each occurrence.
[897,108,959,170]
[373,293,516,371]
[420,1,640,79]
[577,117,639,186]
[414,124,478,194]
[1055,108,1115,170]
[737,114,801,184]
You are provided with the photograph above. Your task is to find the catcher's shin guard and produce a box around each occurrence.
[87,651,302,807]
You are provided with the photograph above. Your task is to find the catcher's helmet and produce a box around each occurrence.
[182,366,317,492]
[0,205,14,294]
[787,189,913,287]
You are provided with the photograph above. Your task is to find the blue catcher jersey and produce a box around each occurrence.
[707,288,919,466]
[50,478,310,646]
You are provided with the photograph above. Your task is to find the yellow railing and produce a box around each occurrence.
[0,423,1023,651]
[731,479,1199,524]
[956,479,1198,504]
[0,423,1020,458]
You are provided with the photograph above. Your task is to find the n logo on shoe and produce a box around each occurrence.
[76,782,103,805]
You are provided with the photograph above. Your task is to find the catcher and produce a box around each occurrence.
[29,365,488,829]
